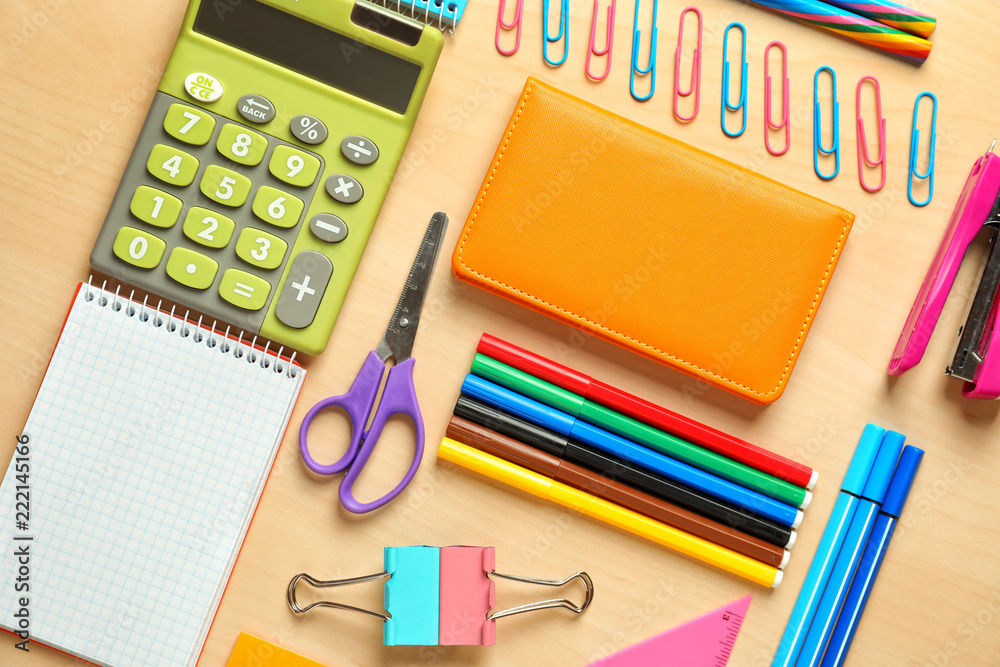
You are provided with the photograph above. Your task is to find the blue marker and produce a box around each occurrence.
[460,374,803,528]
[793,430,906,667]
[770,424,886,667]
[820,446,924,667]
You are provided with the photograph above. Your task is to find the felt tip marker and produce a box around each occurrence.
[770,424,886,667]
[477,333,817,489]
[461,374,803,528]
[438,437,784,588]
[454,395,797,549]
[794,430,906,667]
[446,416,791,569]
[819,445,924,667]
[470,353,812,508]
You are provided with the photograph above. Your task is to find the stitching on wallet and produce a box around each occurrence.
[457,81,852,399]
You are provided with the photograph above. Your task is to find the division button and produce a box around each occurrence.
[325,174,363,204]
[341,135,379,166]
[275,251,333,329]
[237,94,276,123]
[309,213,349,243]
[290,114,328,145]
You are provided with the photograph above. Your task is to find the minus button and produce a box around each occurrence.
[309,213,349,243]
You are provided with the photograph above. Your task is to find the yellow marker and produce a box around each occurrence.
[438,438,782,588]
[226,633,329,667]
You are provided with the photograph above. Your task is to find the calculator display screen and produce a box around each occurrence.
[194,0,421,114]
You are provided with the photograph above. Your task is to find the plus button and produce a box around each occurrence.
[291,275,316,302]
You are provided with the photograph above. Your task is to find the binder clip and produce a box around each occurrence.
[889,143,1000,399]
[287,546,594,646]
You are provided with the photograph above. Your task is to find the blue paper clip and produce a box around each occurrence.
[543,0,570,67]
[813,66,840,181]
[721,23,748,138]
[630,0,658,101]
[908,92,938,207]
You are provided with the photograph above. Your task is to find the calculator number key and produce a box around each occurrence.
[130,186,182,228]
[217,124,267,166]
[163,104,215,146]
[252,186,304,228]
[112,227,166,269]
[183,207,235,248]
[200,165,251,207]
[219,269,271,311]
[236,228,287,270]
[147,144,199,187]
[269,146,320,187]
[166,247,219,290]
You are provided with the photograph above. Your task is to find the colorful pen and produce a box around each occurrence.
[770,424,885,667]
[438,437,784,588]
[447,416,791,569]
[478,334,817,489]
[471,354,812,508]
[455,395,796,549]
[462,374,803,528]
[794,430,906,667]
[819,445,923,667]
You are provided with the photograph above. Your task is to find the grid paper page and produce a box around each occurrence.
[0,284,304,666]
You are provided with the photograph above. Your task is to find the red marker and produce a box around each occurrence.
[477,333,816,490]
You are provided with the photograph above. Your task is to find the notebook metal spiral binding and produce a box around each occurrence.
[369,0,469,32]
[84,277,298,378]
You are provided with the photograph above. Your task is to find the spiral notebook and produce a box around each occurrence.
[0,282,305,666]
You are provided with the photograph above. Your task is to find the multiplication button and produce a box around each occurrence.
[325,174,363,204]
[310,214,348,243]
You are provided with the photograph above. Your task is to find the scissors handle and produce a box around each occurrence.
[339,357,425,514]
[299,351,384,476]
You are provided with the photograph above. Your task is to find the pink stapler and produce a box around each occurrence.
[889,144,1000,399]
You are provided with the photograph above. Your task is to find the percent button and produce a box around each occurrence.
[290,114,328,145]
[341,135,379,166]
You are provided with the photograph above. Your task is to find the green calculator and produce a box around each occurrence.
[90,0,443,355]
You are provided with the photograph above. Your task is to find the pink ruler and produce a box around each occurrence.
[588,595,752,666]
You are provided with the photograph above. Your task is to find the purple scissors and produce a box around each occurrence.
[299,213,448,513]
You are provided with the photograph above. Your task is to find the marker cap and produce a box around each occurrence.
[461,374,576,435]
[862,430,906,503]
[880,445,924,518]
[842,424,886,496]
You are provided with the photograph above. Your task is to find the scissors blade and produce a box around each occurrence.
[376,212,449,364]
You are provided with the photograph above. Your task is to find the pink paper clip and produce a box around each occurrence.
[440,547,496,645]
[673,7,702,122]
[764,41,790,156]
[856,76,887,192]
[586,0,617,81]
[495,0,524,56]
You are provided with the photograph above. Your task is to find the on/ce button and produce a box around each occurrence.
[184,72,223,103]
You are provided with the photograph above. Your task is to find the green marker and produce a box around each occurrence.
[470,354,812,509]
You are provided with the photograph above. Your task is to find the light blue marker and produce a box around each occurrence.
[821,446,924,667]
[769,424,886,667]
[794,430,906,667]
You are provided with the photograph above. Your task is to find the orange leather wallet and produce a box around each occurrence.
[452,78,855,404]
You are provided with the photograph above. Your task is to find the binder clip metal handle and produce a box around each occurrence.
[286,571,390,619]
[488,570,594,619]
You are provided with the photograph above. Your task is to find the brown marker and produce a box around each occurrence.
[446,416,790,570]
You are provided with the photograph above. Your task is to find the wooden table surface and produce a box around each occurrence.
[2,0,999,665]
